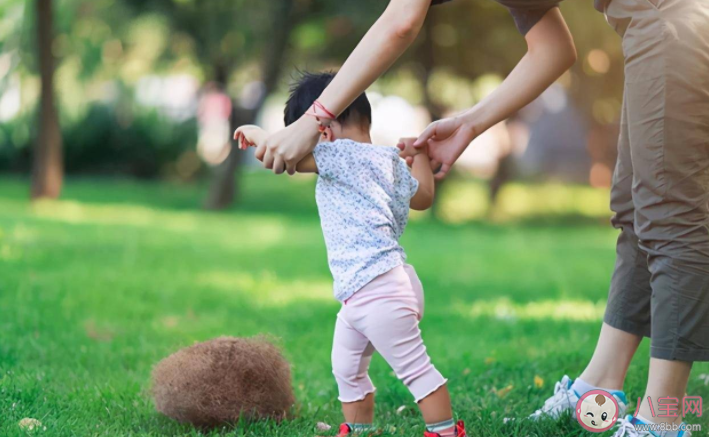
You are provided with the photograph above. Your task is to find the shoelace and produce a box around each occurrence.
[614,418,644,437]
[456,420,466,437]
[533,380,574,417]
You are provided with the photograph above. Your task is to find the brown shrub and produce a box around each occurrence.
[152,336,295,428]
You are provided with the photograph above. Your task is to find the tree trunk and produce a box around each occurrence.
[204,0,298,210]
[31,0,63,200]
[203,105,250,209]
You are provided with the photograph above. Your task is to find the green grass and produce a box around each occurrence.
[1,174,707,436]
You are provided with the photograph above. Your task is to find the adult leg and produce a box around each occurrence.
[581,87,647,391]
[621,0,709,426]
[578,323,642,391]
[637,359,692,426]
[530,24,650,420]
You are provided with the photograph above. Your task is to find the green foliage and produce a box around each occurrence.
[0,175,707,436]
[1,0,627,180]
[0,115,32,172]
[0,105,198,178]
[63,105,198,177]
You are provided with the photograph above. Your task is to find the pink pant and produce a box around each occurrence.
[332,264,447,403]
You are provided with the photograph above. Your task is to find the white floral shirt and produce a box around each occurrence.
[313,139,419,302]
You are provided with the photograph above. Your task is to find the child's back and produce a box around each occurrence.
[312,139,419,301]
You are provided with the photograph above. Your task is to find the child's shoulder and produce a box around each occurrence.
[313,140,406,181]
[315,139,399,158]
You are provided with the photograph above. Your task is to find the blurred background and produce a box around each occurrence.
[1,0,624,221]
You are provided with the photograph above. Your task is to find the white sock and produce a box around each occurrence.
[571,378,615,396]
[347,423,374,433]
[426,418,456,436]
[636,414,655,424]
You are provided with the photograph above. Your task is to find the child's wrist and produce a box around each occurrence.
[412,152,429,162]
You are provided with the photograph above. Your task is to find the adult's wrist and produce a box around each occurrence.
[459,106,490,137]
[298,113,324,138]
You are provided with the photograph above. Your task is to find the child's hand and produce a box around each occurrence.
[397,137,428,167]
[233,125,267,151]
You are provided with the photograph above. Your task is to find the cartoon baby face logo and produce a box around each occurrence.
[576,390,619,433]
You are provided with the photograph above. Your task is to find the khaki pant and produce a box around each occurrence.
[603,0,709,361]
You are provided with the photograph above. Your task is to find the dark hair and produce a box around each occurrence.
[284,71,372,128]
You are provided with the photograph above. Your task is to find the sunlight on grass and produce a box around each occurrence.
[457,297,606,322]
[436,182,490,223]
[197,270,333,306]
[0,224,32,262]
[497,184,610,219]
[31,199,199,230]
[8,223,38,243]
[437,180,611,223]
[28,199,288,249]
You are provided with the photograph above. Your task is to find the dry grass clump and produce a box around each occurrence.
[152,336,294,428]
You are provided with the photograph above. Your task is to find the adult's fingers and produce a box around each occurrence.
[285,159,297,176]
[272,155,286,175]
[254,143,267,161]
[434,163,451,180]
[430,159,441,172]
[414,123,437,147]
[262,149,275,170]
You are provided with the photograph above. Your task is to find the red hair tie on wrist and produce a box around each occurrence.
[305,100,336,133]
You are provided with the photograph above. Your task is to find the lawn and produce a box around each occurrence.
[1,174,707,437]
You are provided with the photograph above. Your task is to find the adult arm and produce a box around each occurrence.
[413,7,577,179]
[256,0,432,175]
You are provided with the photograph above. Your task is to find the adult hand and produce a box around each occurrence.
[413,116,477,180]
[255,115,321,175]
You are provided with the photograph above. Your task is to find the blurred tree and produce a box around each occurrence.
[203,0,303,210]
[31,0,63,199]
[0,0,625,193]
[122,0,308,208]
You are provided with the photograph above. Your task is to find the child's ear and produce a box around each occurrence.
[321,127,335,142]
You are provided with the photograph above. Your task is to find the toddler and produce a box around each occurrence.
[235,72,466,437]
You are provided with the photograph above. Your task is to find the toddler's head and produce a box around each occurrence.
[284,71,372,143]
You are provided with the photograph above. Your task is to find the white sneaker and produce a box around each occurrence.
[612,415,693,437]
[529,375,628,421]
[529,375,578,420]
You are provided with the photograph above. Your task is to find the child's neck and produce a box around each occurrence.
[338,127,372,144]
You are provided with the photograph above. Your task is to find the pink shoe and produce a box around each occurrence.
[331,423,352,437]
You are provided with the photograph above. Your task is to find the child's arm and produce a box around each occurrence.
[399,138,434,211]
[409,153,435,211]
[235,126,317,173]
